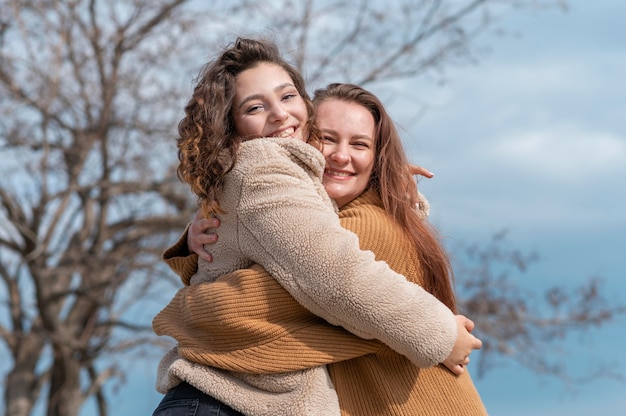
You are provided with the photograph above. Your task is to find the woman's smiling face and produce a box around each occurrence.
[318,99,376,208]
[232,62,308,141]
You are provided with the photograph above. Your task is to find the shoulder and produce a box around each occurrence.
[233,138,335,213]
[340,190,421,281]
[239,138,325,176]
[339,190,402,245]
[339,190,391,230]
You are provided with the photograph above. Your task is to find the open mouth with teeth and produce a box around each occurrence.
[325,169,354,178]
[274,127,297,138]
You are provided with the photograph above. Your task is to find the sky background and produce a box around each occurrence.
[393,1,625,414]
[110,1,625,415]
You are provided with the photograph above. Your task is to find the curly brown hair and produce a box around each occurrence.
[177,37,320,215]
[313,83,457,312]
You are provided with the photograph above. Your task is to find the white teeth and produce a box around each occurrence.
[278,128,295,138]
[328,170,352,177]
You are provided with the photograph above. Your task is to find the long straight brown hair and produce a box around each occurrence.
[313,83,457,312]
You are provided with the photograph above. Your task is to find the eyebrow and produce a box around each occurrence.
[321,128,374,141]
[237,82,295,111]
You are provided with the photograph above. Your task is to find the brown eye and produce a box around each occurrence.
[246,104,263,114]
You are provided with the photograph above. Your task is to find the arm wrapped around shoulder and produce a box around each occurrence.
[234,140,457,367]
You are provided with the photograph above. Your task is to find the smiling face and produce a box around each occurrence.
[232,62,308,141]
[318,99,376,208]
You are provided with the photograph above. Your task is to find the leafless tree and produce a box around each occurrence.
[0,1,213,414]
[1,0,621,415]
[453,231,625,381]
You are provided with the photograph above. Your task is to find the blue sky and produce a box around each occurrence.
[390,1,625,414]
[107,1,625,414]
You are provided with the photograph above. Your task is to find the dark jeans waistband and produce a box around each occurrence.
[169,381,219,404]
[154,381,245,416]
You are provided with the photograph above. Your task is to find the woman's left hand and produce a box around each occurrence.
[409,165,434,178]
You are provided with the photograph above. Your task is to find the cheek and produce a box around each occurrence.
[235,117,262,137]
[353,157,373,194]
[294,97,308,117]
[358,153,376,178]
[321,143,336,161]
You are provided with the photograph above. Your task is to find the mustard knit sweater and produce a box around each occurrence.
[156,189,488,415]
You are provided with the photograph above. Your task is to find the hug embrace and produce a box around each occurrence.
[151,37,487,416]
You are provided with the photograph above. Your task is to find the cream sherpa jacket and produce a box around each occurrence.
[157,190,488,416]
[154,137,457,415]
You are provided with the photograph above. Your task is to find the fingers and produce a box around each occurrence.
[446,315,483,374]
[191,217,220,234]
[197,249,213,263]
[473,335,483,350]
[463,353,471,366]
[444,362,466,376]
[409,164,434,178]
[188,214,221,262]
[190,231,218,262]
[456,315,483,350]
[193,231,217,246]
[452,364,465,375]
[189,237,213,262]
[455,314,475,331]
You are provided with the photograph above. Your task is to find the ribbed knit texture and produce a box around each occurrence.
[329,190,487,415]
[161,225,197,285]
[158,189,488,415]
[154,264,381,373]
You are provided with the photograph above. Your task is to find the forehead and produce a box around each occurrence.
[234,62,294,93]
[317,99,375,134]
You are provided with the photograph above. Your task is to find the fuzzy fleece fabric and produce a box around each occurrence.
[154,137,458,415]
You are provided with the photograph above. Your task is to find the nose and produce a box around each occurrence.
[269,103,288,122]
[328,143,350,164]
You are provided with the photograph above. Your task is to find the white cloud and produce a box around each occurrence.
[485,127,626,177]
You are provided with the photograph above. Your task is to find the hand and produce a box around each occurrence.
[442,315,483,376]
[188,209,220,262]
[408,165,433,216]
[409,164,434,179]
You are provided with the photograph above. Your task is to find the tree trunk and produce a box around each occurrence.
[46,345,83,416]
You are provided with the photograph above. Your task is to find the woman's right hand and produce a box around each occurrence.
[188,210,220,262]
[442,315,483,375]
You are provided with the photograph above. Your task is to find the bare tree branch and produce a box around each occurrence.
[3,1,621,415]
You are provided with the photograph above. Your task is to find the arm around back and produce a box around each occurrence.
[233,138,457,368]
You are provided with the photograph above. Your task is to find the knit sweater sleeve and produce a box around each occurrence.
[234,140,456,368]
[161,223,199,286]
[153,264,382,373]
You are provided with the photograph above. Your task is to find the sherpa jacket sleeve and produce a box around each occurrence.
[229,139,457,368]
[160,193,430,284]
